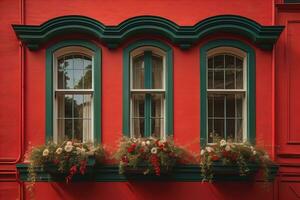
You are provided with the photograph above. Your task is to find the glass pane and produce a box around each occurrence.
[152,55,163,89]
[84,56,92,70]
[57,55,92,89]
[214,55,224,68]
[226,119,235,140]
[74,119,83,142]
[82,119,92,142]
[151,94,163,117]
[214,70,224,89]
[236,70,243,89]
[58,58,65,71]
[64,119,73,140]
[132,55,145,89]
[64,95,73,118]
[236,95,243,118]
[208,58,213,69]
[65,69,73,89]
[225,70,235,89]
[64,56,73,70]
[151,118,163,138]
[214,95,224,117]
[132,94,145,117]
[83,69,92,89]
[57,70,64,89]
[226,94,235,118]
[208,70,213,89]
[236,57,243,69]
[214,119,224,139]
[225,55,235,68]
[236,119,243,142]
[208,96,213,117]
[73,55,84,70]
[74,69,84,89]
[208,119,213,143]
[83,95,92,119]
[133,118,145,138]
[73,95,84,118]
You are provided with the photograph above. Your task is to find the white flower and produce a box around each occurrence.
[42,149,49,156]
[225,145,231,152]
[264,154,270,160]
[151,147,158,154]
[141,141,146,146]
[146,140,151,145]
[220,140,227,147]
[55,148,63,154]
[253,150,257,155]
[205,146,214,153]
[76,147,82,154]
[66,141,72,146]
[250,146,254,151]
[132,138,137,143]
[64,144,73,152]
[200,149,205,155]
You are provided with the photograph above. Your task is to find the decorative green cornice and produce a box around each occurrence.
[12,15,284,51]
[16,163,278,182]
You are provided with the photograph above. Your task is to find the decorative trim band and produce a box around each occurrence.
[12,15,284,51]
[16,163,278,182]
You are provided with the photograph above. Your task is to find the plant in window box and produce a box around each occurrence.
[115,137,183,176]
[200,139,273,182]
[26,141,104,184]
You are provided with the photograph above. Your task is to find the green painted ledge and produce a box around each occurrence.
[12,15,284,51]
[16,163,278,182]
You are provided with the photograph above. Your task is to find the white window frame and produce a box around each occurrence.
[207,47,247,143]
[53,46,95,143]
[129,46,167,139]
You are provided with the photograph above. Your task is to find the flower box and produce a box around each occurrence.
[200,139,276,182]
[115,137,184,176]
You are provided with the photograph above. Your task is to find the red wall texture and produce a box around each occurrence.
[0,0,299,199]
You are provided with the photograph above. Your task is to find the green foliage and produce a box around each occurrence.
[26,141,104,183]
[115,137,184,176]
[200,139,273,182]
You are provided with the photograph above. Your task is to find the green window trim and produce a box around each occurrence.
[200,39,255,147]
[123,40,173,137]
[46,40,101,144]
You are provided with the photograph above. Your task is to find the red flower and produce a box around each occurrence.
[230,153,238,161]
[127,143,137,153]
[139,148,144,153]
[79,160,87,175]
[53,159,60,165]
[212,155,219,161]
[122,156,128,163]
[222,150,229,157]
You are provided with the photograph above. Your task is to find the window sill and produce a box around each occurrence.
[16,163,278,182]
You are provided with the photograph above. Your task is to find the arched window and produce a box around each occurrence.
[206,47,246,143]
[46,40,101,144]
[123,40,173,139]
[53,47,94,143]
[200,40,255,146]
[130,47,166,138]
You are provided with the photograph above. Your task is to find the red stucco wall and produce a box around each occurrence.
[0,0,300,199]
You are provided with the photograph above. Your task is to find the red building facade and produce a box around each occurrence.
[0,0,300,199]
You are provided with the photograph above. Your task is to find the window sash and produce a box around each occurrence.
[54,52,94,143]
[130,50,166,138]
[206,53,247,143]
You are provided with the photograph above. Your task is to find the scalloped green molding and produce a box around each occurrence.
[12,15,284,51]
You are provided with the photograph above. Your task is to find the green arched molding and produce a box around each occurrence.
[123,40,173,137]
[46,40,101,144]
[200,39,255,147]
[12,15,284,51]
